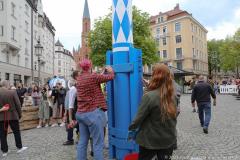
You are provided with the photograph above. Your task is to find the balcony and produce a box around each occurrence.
[0,42,20,56]
[174,55,184,61]
[192,54,198,60]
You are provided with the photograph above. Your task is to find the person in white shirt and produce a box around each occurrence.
[63,72,79,145]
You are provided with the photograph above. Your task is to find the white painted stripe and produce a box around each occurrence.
[113,47,129,52]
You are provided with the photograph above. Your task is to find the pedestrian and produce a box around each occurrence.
[0,80,28,157]
[190,77,197,112]
[31,86,41,107]
[47,87,54,125]
[37,84,50,128]
[16,83,27,107]
[51,85,60,127]
[75,59,114,160]
[63,77,78,145]
[57,83,66,127]
[191,75,216,134]
[128,64,177,160]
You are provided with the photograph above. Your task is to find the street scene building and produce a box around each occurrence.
[54,40,75,80]
[73,0,91,70]
[0,0,55,86]
[150,4,208,75]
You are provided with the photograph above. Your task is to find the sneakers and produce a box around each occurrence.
[51,123,58,127]
[17,147,28,153]
[45,124,49,127]
[60,122,65,127]
[63,141,74,145]
[36,125,42,129]
[2,152,8,157]
[203,128,208,134]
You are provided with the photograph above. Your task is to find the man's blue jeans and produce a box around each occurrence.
[197,103,211,128]
[76,108,106,160]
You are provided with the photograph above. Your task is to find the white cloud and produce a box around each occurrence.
[207,7,240,40]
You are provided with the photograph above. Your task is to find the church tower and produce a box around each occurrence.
[73,0,91,69]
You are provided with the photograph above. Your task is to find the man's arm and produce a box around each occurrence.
[13,91,22,119]
[209,85,216,106]
[96,67,115,83]
[68,88,77,121]
[191,86,196,104]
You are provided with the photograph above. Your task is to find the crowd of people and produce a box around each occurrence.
[0,60,221,160]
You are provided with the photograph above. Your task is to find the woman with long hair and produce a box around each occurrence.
[129,64,177,160]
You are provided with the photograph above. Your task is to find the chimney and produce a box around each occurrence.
[174,3,180,10]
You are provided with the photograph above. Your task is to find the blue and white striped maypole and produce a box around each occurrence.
[112,0,133,51]
[107,0,143,159]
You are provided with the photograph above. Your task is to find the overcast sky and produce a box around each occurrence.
[42,0,240,51]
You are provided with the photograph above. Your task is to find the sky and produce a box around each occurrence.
[42,0,240,51]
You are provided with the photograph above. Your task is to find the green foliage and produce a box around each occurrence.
[208,28,240,77]
[89,6,159,66]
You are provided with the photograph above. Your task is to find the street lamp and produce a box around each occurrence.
[35,40,43,86]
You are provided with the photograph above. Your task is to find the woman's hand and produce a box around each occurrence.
[0,104,10,112]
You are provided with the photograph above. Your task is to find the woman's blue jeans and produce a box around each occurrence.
[76,108,106,160]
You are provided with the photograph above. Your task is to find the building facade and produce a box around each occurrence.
[73,0,91,70]
[150,4,208,75]
[54,40,75,80]
[0,0,55,86]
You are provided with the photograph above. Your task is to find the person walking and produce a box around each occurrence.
[191,75,216,134]
[128,64,177,160]
[57,83,66,127]
[75,59,114,160]
[0,80,27,157]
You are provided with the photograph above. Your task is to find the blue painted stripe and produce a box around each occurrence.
[113,43,133,48]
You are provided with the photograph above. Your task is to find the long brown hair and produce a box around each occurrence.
[148,64,176,121]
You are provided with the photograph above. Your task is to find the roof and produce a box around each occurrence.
[55,40,64,47]
[83,0,90,19]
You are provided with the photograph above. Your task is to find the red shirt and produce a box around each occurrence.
[76,72,114,113]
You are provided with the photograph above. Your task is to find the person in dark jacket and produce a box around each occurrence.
[191,75,216,134]
[129,64,177,160]
[0,80,28,157]
[16,83,27,107]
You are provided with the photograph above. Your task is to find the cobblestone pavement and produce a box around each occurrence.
[1,95,240,160]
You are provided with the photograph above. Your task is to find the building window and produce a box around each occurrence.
[58,60,61,66]
[25,21,29,33]
[17,55,20,65]
[191,23,193,32]
[25,58,28,68]
[58,53,61,58]
[192,48,195,57]
[155,38,160,47]
[162,37,166,45]
[175,22,181,32]
[11,2,16,17]
[157,17,163,23]
[0,25,3,36]
[192,36,194,43]
[163,50,167,58]
[176,48,182,59]
[163,26,167,34]
[176,62,183,70]
[6,53,9,63]
[0,1,3,11]
[175,35,182,43]
[156,28,160,35]
[157,51,160,58]
[5,73,9,80]
[58,68,61,73]
[11,26,16,41]
[25,39,29,55]
[25,4,29,16]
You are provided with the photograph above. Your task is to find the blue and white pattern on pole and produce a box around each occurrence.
[112,0,133,51]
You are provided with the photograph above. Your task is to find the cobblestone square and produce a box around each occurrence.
[1,94,240,160]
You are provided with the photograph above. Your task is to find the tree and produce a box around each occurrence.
[89,6,159,66]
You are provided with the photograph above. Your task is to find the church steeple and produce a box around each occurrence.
[83,0,90,19]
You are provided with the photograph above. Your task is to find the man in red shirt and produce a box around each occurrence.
[76,59,114,160]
